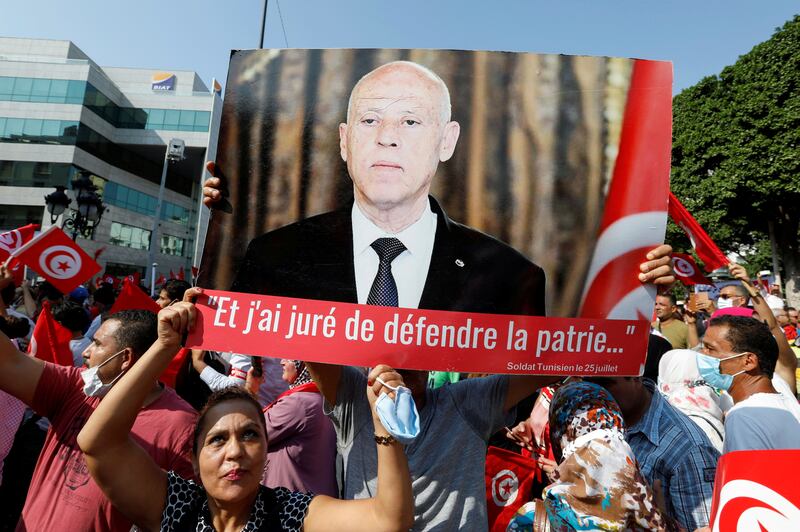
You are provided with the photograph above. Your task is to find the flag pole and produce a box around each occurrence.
[259,0,269,48]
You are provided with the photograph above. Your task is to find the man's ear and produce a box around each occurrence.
[120,348,136,371]
[338,123,348,162]
[743,352,760,372]
[438,121,460,162]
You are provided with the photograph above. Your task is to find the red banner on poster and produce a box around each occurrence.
[710,449,800,531]
[185,290,649,375]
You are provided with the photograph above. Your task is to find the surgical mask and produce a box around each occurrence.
[717,297,734,309]
[695,352,747,391]
[81,349,127,397]
[374,377,420,445]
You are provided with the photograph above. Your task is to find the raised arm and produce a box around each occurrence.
[0,264,44,405]
[77,301,195,531]
[302,364,413,532]
[728,264,797,394]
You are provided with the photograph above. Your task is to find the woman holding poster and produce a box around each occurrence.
[77,297,413,532]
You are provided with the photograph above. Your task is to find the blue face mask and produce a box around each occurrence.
[374,379,420,445]
[695,352,747,391]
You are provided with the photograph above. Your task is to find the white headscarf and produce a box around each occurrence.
[658,349,725,451]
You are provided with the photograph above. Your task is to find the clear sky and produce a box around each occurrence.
[1,0,797,95]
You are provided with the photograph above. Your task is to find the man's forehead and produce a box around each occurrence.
[95,319,120,343]
[705,325,731,347]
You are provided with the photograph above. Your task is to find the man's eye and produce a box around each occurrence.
[362,118,377,125]
[404,119,419,126]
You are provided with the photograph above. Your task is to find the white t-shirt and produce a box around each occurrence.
[722,376,800,452]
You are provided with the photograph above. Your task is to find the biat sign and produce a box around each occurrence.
[151,72,176,91]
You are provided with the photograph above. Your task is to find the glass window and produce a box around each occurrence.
[22,119,43,137]
[48,79,69,102]
[12,78,32,101]
[0,78,13,97]
[0,204,43,230]
[163,110,180,128]
[41,120,61,137]
[4,118,24,138]
[147,108,164,129]
[178,110,194,131]
[66,80,85,104]
[0,118,5,136]
[30,79,51,102]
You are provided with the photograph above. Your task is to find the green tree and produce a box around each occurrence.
[669,15,800,305]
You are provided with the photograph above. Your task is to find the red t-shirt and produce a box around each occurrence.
[17,363,197,532]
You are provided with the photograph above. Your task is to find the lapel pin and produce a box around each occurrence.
[455,259,465,267]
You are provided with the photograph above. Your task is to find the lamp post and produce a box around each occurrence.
[44,171,106,240]
[147,139,185,294]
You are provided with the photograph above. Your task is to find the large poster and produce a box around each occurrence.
[192,48,672,375]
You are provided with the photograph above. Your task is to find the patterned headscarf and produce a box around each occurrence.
[289,360,313,389]
[548,381,624,462]
[513,381,680,532]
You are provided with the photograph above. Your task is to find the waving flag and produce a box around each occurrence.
[485,446,540,531]
[672,253,712,286]
[13,226,101,294]
[668,193,728,272]
[0,224,39,284]
[579,60,673,321]
[109,277,160,315]
[28,301,74,366]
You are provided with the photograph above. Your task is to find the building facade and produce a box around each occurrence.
[0,37,220,286]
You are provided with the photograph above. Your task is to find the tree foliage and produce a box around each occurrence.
[669,15,800,301]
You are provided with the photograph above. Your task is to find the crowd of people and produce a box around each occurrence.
[0,58,797,531]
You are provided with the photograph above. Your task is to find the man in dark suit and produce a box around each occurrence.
[204,60,674,530]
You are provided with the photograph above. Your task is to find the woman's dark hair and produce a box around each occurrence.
[53,301,89,333]
[0,315,31,339]
[192,386,267,455]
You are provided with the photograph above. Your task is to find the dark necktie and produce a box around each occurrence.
[367,237,406,307]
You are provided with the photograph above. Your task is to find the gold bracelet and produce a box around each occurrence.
[374,434,396,445]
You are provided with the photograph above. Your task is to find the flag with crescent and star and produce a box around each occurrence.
[12,226,101,294]
[0,223,39,285]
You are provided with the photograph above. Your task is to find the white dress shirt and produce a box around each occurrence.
[352,200,437,309]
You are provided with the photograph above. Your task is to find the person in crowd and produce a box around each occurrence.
[0,303,27,488]
[657,349,725,452]
[0,307,197,530]
[85,283,116,341]
[653,293,691,349]
[774,307,798,342]
[1,268,34,345]
[259,359,337,497]
[700,314,800,452]
[77,296,414,531]
[52,300,91,366]
[507,381,679,531]
[156,278,192,308]
[586,375,719,530]
[204,58,676,530]
[717,283,749,310]
[765,283,784,311]
[787,306,799,333]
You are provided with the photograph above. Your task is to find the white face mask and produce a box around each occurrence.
[717,297,734,309]
[81,349,127,397]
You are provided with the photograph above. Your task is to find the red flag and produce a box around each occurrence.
[710,450,800,530]
[177,267,185,281]
[579,60,673,320]
[109,277,160,315]
[668,193,728,272]
[485,446,539,531]
[671,253,712,286]
[191,266,199,279]
[169,269,176,279]
[13,226,101,294]
[28,301,74,366]
[156,274,166,287]
[125,272,141,285]
[0,224,39,285]
[92,246,107,260]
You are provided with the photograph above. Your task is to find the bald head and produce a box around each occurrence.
[347,61,452,125]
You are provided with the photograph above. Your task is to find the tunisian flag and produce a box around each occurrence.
[110,277,160,315]
[672,253,712,286]
[579,60,673,320]
[668,193,729,272]
[710,450,800,531]
[0,224,39,284]
[28,301,74,366]
[13,226,101,294]
[485,446,539,531]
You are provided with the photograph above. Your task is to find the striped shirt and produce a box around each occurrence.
[627,379,719,530]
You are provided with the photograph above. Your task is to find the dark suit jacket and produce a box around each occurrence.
[232,197,546,316]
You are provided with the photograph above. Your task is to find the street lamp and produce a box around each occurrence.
[147,138,185,293]
[44,186,70,223]
[44,171,107,240]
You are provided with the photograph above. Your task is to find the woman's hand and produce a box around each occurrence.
[156,302,195,351]
[366,365,404,424]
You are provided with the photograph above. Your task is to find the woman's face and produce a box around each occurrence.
[280,359,297,384]
[196,400,267,506]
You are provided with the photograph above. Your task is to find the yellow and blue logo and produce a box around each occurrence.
[151,72,176,91]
